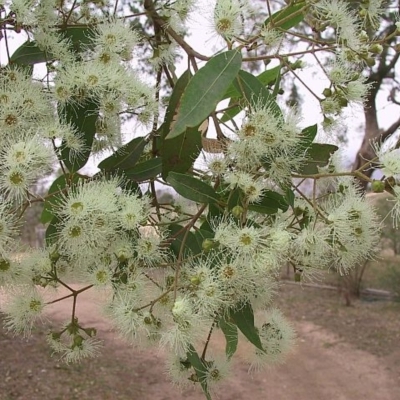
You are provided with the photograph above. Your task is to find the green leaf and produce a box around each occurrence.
[220,97,241,122]
[297,143,338,175]
[186,346,212,400]
[61,26,94,53]
[218,317,238,359]
[161,71,204,178]
[59,99,99,172]
[98,136,147,171]
[221,67,282,122]
[161,124,203,179]
[230,303,263,351]
[257,66,281,86]
[222,82,241,100]
[272,64,282,99]
[227,188,242,211]
[264,2,305,30]
[119,179,141,196]
[167,50,242,139]
[285,187,295,208]
[301,124,318,147]
[199,219,214,233]
[40,174,83,224]
[162,70,192,133]
[248,190,288,214]
[167,172,220,204]
[123,158,162,181]
[222,65,281,102]
[233,70,281,117]
[208,203,224,218]
[45,216,61,246]
[168,224,201,257]
[10,41,52,66]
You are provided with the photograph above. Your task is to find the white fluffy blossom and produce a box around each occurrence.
[212,0,250,39]
[314,0,362,50]
[248,308,295,370]
[2,286,46,337]
[373,144,400,178]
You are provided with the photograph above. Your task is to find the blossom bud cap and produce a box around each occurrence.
[371,180,385,193]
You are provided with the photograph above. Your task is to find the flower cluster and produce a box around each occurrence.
[0,0,398,398]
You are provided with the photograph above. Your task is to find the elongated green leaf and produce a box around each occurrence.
[206,202,224,223]
[285,187,295,208]
[248,190,288,215]
[264,2,305,30]
[222,84,240,100]
[220,97,241,123]
[98,136,147,171]
[230,303,263,351]
[59,99,99,172]
[272,65,282,99]
[186,346,212,400]
[161,70,203,178]
[257,66,281,86]
[163,124,203,178]
[297,143,338,175]
[168,224,201,257]
[291,124,318,161]
[301,124,318,147]
[167,172,219,204]
[167,50,242,139]
[61,26,94,53]
[41,174,83,224]
[162,70,192,136]
[221,66,282,122]
[218,317,238,359]
[124,158,162,181]
[227,188,242,211]
[45,216,61,246]
[10,41,52,66]
[222,65,281,102]
[233,70,281,117]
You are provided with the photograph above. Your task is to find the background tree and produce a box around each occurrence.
[1,1,400,399]
[352,0,400,188]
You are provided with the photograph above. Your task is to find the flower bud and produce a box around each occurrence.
[291,60,305,70]
[365,57,376,67]
[50,249,60,262]
[371,180,385,193]
[338,97,348,108]
[322,88,332,98]
[190,275,202,286]
[202,238,218,252]
[369,44,383,55]
[231,205,244,218]
[83,327,97,337]
[359,30,369,42]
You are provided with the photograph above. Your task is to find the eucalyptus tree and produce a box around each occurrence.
[0,0,398,398]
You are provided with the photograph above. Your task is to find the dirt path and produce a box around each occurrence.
[32,290,400,400]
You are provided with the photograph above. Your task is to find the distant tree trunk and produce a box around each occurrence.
[353,24,400,190]
[352,83,380,190]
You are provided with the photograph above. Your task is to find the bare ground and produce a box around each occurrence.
[1,284,400,400]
